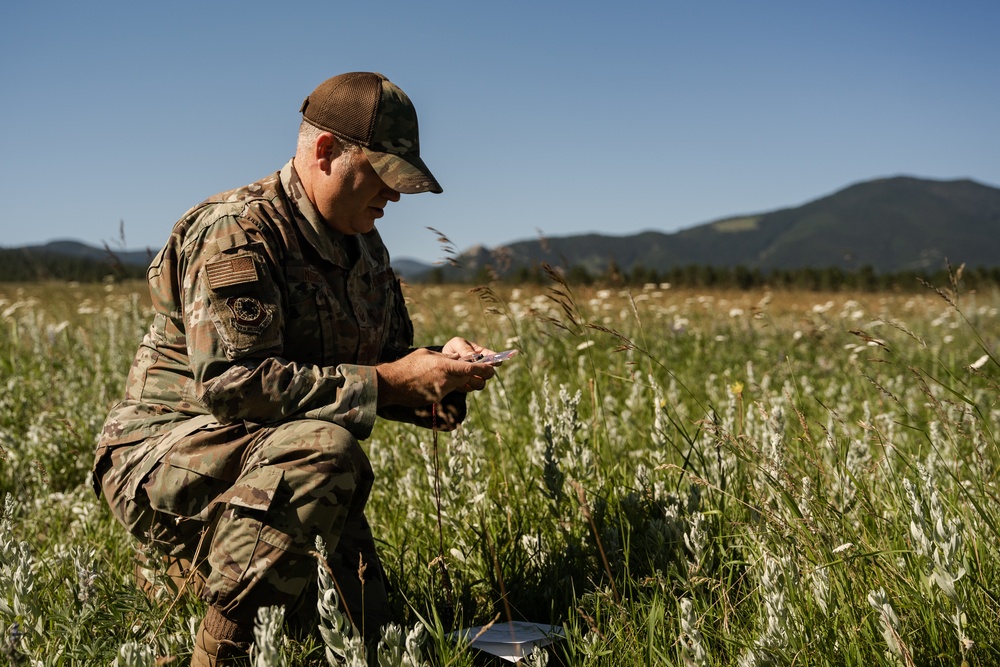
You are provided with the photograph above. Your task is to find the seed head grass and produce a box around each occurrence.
[1,279,999,665]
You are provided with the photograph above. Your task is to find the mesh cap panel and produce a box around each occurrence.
[301,72,382,145]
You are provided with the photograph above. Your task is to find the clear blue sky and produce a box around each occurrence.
[2,1,998,264]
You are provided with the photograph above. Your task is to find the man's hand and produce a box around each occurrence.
[375,345,497,408]
[441,337,493,361]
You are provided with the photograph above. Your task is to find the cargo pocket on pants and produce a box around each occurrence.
[205,465,284,605]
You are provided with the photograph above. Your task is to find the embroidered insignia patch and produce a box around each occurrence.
[225,296,273,333]
[206,256,259,289]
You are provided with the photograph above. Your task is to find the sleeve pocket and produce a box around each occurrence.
[202,251,284,360]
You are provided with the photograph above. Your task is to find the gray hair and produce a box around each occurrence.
[297,120,361,158]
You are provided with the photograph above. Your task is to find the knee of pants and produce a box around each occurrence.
[247,420,375,532]
[202,423,375,613]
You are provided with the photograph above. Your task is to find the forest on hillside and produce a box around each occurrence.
[421,260,1000,293]
[5,247,1000,294]
[0,248,146,283]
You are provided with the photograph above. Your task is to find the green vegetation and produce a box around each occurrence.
[1,276,999,665]
[710,216,761,233]
[454,261,1000,295]
[9,245,1000,298]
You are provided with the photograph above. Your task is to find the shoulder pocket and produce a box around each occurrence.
[202,247,283,360]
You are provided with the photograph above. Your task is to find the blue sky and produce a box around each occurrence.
[2,1,998,265]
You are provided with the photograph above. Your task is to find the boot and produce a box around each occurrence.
[190,607,253,666]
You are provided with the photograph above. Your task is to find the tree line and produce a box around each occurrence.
[4,248,998,294]
[0,248,147,283]
[422,261,1000,293]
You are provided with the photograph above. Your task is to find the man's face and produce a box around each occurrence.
[314,147,401,236]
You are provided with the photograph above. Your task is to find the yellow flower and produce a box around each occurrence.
[729,381,744,396]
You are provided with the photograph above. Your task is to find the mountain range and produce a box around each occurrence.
[5,175,999,282]
[422,175,1000,281]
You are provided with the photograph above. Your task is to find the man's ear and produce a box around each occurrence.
[315,132,336,170]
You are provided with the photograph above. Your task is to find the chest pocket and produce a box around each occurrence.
[283,260,397,367]
[284,265,346,366]
[351,267,395,365]
[284,264,350,366]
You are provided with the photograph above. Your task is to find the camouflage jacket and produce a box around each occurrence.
[96,160,418,454]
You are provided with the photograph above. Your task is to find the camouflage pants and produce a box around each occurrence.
[95,416,392,638]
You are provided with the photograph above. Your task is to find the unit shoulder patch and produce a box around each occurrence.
[225,296,274,334]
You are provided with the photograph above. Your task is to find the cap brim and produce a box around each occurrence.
[362,147,443,195]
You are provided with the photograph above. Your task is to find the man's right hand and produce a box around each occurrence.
[375,348,496,408]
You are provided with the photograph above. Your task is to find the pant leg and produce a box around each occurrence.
[98,417,393,639]
[199,418,392,639]
[98,415,251,567]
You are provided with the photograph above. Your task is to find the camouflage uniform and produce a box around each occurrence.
[93,159,452,636]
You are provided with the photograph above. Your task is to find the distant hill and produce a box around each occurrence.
[0,241,154,282]
[425,176,1000,281]
[5,176,999,283]
[391,258,439,280]
[26,240,156,267]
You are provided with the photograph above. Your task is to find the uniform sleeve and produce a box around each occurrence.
[183,218,378,439]
[373,275,468,431]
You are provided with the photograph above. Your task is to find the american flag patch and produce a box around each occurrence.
[205,255,259,289]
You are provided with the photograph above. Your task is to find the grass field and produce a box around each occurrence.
[1,276,998,666]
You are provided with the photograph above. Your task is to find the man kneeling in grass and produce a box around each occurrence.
[92,72,498,665]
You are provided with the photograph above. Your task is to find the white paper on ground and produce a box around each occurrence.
[449,621,565,662]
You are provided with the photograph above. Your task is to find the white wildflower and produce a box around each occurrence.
[969,354,989,370]
[678,598,707,666]
[377,623,430,667]
[810,567,831,615]
[520,534,548,570]
[72,546,99,606]
[903,470,969,651]
[525,643,549,666]
[315,537,367,666]
[114,641,157,667]
[251,605,286,667]
[798,476,814,522]
[684,512,707,573]
[867,588,908,665]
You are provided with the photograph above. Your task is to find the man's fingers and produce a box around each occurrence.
[378,350,499,408]
[459,375,487,393]
[443,336,480,358]
[443,359,494,395]
[447,358,495,376]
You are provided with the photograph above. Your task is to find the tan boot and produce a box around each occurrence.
[190,608,252,667]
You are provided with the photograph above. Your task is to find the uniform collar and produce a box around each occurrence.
[279,159,360,268]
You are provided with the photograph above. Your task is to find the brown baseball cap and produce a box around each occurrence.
[300,72,443,194]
